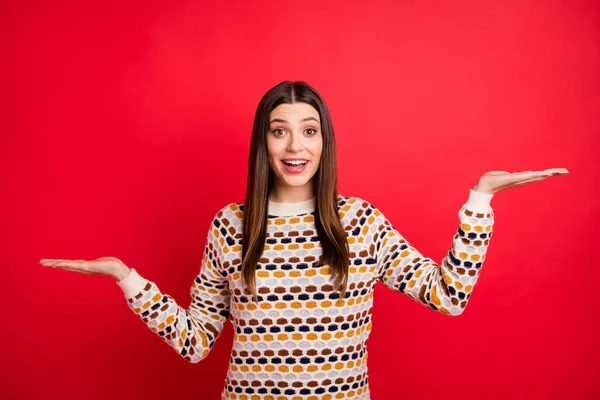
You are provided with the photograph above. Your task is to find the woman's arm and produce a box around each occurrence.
[373,167,568,315]
[374,189,494,316]
[116,215,231,363]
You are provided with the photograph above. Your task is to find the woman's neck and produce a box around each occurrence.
[269,184,315,203]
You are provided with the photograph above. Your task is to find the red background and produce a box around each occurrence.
[2,0,599,399]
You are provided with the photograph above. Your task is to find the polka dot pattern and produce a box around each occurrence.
[122,195,494,399]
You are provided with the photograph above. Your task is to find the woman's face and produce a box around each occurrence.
[267,102,323,196]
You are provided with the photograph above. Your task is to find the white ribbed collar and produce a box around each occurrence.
[268,196,316,217]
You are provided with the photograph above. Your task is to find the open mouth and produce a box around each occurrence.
[281,160,309,173]
[282,160,308,167]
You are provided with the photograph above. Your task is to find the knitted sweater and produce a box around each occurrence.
[117,190,494,400]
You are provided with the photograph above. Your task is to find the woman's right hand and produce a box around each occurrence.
[39,256,131,281]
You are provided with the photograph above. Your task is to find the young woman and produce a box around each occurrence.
[40,81,568,399]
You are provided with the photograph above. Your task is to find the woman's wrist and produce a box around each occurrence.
[473,181,494,195]
[113,264,131,282]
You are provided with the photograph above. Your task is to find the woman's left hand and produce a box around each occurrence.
[473,168,569,195]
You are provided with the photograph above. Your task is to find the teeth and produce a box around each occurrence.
[284,160,307,165]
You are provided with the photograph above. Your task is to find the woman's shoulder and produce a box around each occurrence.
[337,194,381,216]
[209,201,244,232]
[337,193,377,207]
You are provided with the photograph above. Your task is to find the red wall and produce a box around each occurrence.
[3,0,599,399]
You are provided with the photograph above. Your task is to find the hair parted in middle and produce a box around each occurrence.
[241,81,349,302]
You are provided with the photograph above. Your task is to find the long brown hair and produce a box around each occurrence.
[241,81,349,302]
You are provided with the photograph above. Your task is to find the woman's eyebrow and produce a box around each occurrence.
[269,117,320,124]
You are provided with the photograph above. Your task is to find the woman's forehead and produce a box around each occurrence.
[270,103,320,123]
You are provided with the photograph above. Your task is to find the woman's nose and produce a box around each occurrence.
[286,133,303,152]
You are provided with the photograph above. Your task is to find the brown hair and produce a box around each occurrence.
[241,81,349,302]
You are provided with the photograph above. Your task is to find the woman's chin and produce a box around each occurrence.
[283,179,311,188]
[277,175,316,188]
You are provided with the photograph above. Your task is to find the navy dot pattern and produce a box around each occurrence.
[120,194,494,399]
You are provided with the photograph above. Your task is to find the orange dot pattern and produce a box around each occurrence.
[123,195,494,399]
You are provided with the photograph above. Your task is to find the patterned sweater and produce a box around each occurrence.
[117,190,494,399]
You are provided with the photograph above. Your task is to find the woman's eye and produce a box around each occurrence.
[273,129,285,136]
[305,128,317,135]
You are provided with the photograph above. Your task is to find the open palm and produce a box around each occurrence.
[474,168,569,194]
[39,256,127,279]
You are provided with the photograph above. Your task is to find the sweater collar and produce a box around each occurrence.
[267,196,316,217]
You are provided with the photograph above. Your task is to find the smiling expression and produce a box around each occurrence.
[267,102,323,198]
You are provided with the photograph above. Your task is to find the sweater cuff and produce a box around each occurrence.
[116,268,148,299]
[464,189,493,213]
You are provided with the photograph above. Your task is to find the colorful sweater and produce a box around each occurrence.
[117,190,495,400]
